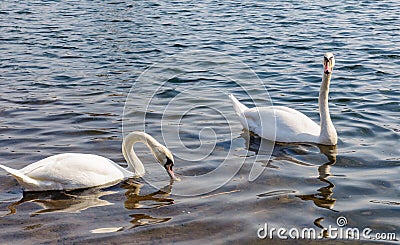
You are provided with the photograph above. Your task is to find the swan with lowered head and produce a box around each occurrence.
[229,52,337,145]
[0,131,178,191]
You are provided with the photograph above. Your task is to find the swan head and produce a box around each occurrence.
[323,52,335,74]
[153,144,179,181]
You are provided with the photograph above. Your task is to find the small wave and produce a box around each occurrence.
[15,98,57,105]
[257,189,296,198]
[156,89,180,98]
[370,200,400,206]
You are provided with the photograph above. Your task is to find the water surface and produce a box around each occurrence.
[0,0,399,244]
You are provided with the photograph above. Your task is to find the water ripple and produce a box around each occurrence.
[0,0,399,243]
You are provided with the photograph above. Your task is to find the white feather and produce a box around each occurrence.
[0,132,176,191]
[228,52,338,145]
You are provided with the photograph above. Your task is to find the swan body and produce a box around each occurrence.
[230,52,337,145]
[0,132,177,191]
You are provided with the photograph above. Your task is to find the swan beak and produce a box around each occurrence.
[164,158,180,181]
[324,64,332,74]
[324,58,333,74]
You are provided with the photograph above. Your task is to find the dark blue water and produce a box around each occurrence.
[0,1,399,243]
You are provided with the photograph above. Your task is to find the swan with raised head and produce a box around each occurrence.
[0,131,178,191]
[229,52,337,145]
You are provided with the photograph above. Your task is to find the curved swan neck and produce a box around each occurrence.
[122,132,161,176]
[318,72,337,145]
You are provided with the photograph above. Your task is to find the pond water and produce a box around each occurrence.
[0,0,399,244]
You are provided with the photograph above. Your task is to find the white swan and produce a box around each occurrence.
[229,52,337,145]
[0,131,178,191]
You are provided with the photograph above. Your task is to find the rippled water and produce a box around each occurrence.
[1,0,399,244]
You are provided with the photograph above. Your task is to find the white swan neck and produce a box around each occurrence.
[318,73,337,145]
[122,132,161,176]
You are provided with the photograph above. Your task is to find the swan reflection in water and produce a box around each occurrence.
[122,180,174,210]
[91,180,174,234]
[242,131,339,237]
[296,150,338,238]
[6,188,116,216]
[295,144,338,212]
[5,179,175,231]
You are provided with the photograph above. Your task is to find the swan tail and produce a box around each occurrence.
[229,94,249,129]
[0,164,39,188]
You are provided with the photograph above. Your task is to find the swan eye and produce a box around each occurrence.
[324,56,334,66]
